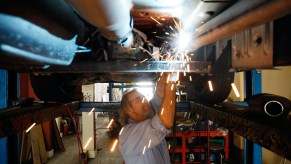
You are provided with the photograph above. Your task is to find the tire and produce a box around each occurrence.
[30,74,79,102]
[180,72,234,104]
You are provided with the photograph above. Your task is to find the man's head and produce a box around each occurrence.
[119,89,153,126]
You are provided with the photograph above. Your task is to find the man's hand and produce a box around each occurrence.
[155,72,178,98]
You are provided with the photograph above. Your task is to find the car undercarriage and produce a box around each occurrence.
[1,0,291,102]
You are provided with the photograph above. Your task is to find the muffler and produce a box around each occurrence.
[245,93,291,118]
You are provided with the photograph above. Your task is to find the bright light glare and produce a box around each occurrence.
[136,82,154,100]
[231,83,240,97]
[177,31,191,50]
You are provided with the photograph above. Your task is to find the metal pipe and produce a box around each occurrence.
[190,0,291,51]
[264,101,284,117]
[245,93,291,118]
[0,13,77,66]
[68,0,133,47]
[193,0,269,38]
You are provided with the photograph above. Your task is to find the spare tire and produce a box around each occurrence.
[30,73,79,102]
[180,72,234,104]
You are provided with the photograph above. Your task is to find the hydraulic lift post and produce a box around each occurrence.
[0,70,8,164]
[244,70,262,164]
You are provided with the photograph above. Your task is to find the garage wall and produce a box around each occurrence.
[262,66,291,164]
[82,84,94,101]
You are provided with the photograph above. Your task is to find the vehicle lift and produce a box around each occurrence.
[0,71,291,163]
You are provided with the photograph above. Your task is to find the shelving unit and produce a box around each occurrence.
[166,130,229,164]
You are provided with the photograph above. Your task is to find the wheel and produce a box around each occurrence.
[30,74,79,102]
[180,72,234,104]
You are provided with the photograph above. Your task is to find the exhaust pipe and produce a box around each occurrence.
[245,93,291,118]
[68,0,133,47]
[264,100,284,117]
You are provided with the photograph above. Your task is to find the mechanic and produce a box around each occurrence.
[118,72,176,164]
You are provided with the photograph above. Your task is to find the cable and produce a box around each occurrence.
[65,105,87,164]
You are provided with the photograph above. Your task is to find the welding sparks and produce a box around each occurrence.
[187,64,190,72]
[140,58,148,63]
[26,123,36,133]
[166,74,170,83]
[119,127,124,135]
[231,83,240,97]
[158,78,160,81]
[111,139,118,152]
[88,108,95,116]
[84,137,92,150]
[168,144,171,150]
[171,84,174,90]
[184,71,186,76]
[148,140,152,148]
[161,108,164,115]
[189,76,192,81]
[171,100,173,106]
[150,17,161,25]
[142,97,145,103]
[107,119,114,128]
[208,80,213,91]
[160,72,164,76]
[142,146,147,155]
[134,64,137,67]
[176,71,179,81]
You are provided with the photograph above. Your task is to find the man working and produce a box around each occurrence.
[118,72,176,164]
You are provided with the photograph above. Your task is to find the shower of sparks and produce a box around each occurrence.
[84,137,92,150]
[26,123,36,133]
[142,97,145,103]
[171,84,174,90]
[208,80,213,91]
[158,78,161,81]
[231,83,240,97]
[107,119,114,128]
[142,146,147,155]
[161,108,164,115]
[148,140,152,148]
[168,144,171,150]
[149,17,197,83]
[119,127,124,135]
[111,139,118,152]
[171,100,173,106]
[150,17,161,25]
[133,64,137,66]
[88,108,95,116]
[160,72,164,76]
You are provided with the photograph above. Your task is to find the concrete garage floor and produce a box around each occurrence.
[48,116,123,164]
